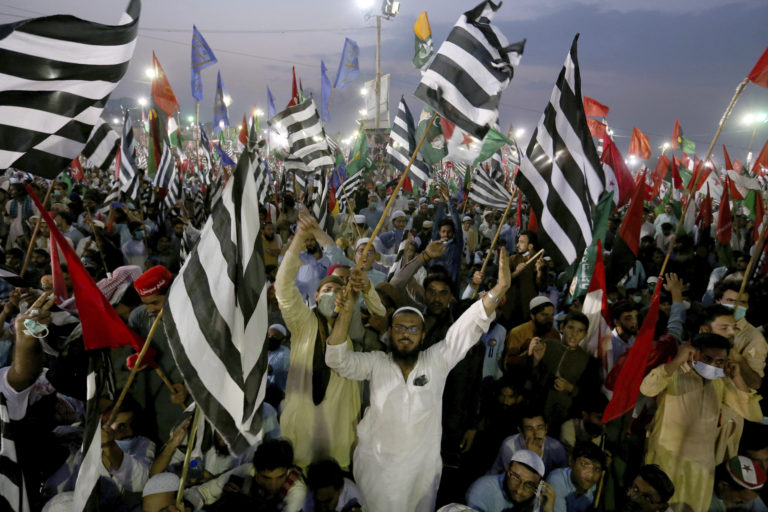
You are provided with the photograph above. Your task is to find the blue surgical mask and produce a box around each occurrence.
[115,438,137,452]
[133,230,145,240]
[692,361,725,380]
[734,306,747,321]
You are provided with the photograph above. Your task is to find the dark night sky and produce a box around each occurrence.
[2,0,768,164]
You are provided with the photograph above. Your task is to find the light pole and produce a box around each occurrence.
[358,0,399,130]
[743,112,767,167]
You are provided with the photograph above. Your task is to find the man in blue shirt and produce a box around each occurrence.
[467,449,556,512]
[547,442,605,512]
[296,236,330,307]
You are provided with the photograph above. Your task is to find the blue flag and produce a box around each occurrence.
[320,60,332,123]
[267,87,277,120]
[190,25,217,102]
[333,38,359,89]
[200,123,211,149]
[213,71,229,135]
[215,143,236,167]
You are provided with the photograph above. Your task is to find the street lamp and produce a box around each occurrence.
[744,112,768,166]
[515,128,525,139]
[137,97,147,107]
[145,68,155,80]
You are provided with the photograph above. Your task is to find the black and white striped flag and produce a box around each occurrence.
[0,394,30,512]
[164,113,270,455]
[468,157,512,210]
[0,0,140,178]
[335,171,363,210]
[387,96,432,189]
[118,114,138,196]
[414,1,525,140]
[152,143,175,189]
[514,35,602,266]
[81,119,119,171]
[268,99,335,171]
[310,172,329,230]
[72,354,108,512]
[163,169,182,210]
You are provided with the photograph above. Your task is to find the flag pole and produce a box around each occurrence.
[658,78,749,277]
[736,192,768,304]
[471,187,518,299]
[105,310,164,427]
[84,211,111,276]
[176,405,202,507]
[20,180,56,278]
[335,112,438,310]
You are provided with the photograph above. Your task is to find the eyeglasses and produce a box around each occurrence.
[507,470,539,494]
[392,324,422,334]
[628,483,660,505]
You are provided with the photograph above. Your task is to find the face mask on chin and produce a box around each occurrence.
[692,360,725,380]
[317,292,338,318]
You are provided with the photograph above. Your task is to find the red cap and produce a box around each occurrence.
[134,265,173,297]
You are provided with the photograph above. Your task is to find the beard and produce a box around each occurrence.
[264,233,275,241]
[391,343,421,365]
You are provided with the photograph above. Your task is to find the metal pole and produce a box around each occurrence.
[374,15,381,130]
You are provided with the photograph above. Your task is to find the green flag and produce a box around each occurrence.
[680,136,696,155]
[568,191,615,298]
[415,105,447,166]
[473,127,513,165]
[744,189,759,221]
[412,11,434,70]
[347,124,371,176]
[167,116,181,148]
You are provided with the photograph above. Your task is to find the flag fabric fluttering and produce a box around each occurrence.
[0,0,140,177]
[320,60,332,123]
[467,161,512,211]
[386,96,432,189]
[583,96,610,117]
[287,67,299,108]
[151,52,179,117]
[514,35,603,267]
[0,393,30,512]
[81,119,120,171]
[337,124,369,206]
[717,179,732,245]
[601,134,636,207]
[333,38,360,89]
[267,87,277,121]
[628,126,652,160]
[412,11,434,70]
[118,114,140,200]
[216,143,236,167]
[190,25,217,102]
[213,71,230,135]
[152,143,175,189]
[603,279,663,423]
[580,239,612,370]
[414,1,526,140]
[164,169,183,209]
[586,118,607,139]
[747,45,768,88]
[268,98,335,172]
[415,106,447,166]
[164,115,271,455]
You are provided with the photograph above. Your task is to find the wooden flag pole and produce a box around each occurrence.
[84,211,111,276]
[736,192,768,304]
[471,187,518,299]
[20,180,56,278]
[105,310,164,427]
[334,112,438,311]
[176,405,202,507]
[658,78,749,277]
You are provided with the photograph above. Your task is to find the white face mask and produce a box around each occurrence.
[316,292,338,318]
[692,360,725,380]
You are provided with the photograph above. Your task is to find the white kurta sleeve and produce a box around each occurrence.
[435,299,494,370]
[108,439,155,492]
[325,340,381,381]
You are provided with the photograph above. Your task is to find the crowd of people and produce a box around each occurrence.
[1,163,768,512]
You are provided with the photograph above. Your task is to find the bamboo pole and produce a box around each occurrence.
[176,405,202,507]
[20,180,56,278]
[334,112,438,310]
[471,187,518,299]
[658,79,749,277]
[105,310,164,427]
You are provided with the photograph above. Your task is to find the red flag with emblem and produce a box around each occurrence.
[70,158,85,182]
[151,52,179,116]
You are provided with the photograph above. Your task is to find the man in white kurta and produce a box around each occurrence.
[325,251,511,512]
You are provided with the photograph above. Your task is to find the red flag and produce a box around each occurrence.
[286,67,299,107]
[728,177,745,201]
[151,52,179,116]
[583,96,610,117]
[670,119,681,150]
[628,127,651,160]
[238,114,248,146]
[328,182,337,213]
[587,118,607,139]
[600,134,635,206]
[515,190,522,229]
[528,209,538,232]
[24,185,143,351]
[671,157,683,190]
[748,45,768,88]
[753,137,768,177]
[402,175,413,193]
[584,239,612,369]
[696,184,713,229]
[650,155,670,196]
[114,143,121,181]
[733,159,743,174]
[70,158,85,182]
[603,279,662,423]
[754,193,764,243]
[717,179,732,245]
[49,237,68,304]
[723,145,734,171]
[618,170,647,256]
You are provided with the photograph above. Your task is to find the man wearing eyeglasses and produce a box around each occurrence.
[324,249,512,512]
[620,464,674,512]
[466,449,556,511]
